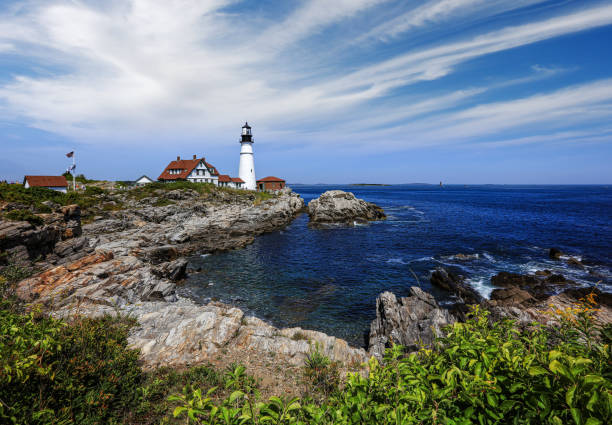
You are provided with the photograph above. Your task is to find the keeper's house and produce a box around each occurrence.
[257,176,285,191]
[23,175,68,192]
[158,155,220,184]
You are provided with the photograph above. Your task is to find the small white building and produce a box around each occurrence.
[158,155,220,184]
[135,175,154,186]
[23,175,68,192]
[218,174,245,189]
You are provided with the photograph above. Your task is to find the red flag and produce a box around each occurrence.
[66,151,74,158]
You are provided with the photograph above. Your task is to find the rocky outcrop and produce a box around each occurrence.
[549,248,563,260]
[489,271,577,304]
[548,248,586,269]
[430,267,482,305]
[18,250,366,368]
[489,286,535,307]
[308,190,385,226]
[13,189,373,370]
[0,204,87,267]
[86,189,305,257]
[124,300,366,368]
[368,288,456,359]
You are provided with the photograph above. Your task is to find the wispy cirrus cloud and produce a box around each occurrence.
[0,0,610,160]
[359,0,548,42]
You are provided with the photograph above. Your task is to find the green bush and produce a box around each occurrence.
[303,344,340,397]
[4,210,44,226]
[0,182,112,213]
[170,302,611,425]
[0,311,141,425]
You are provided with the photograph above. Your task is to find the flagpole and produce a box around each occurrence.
[73,152,76,191]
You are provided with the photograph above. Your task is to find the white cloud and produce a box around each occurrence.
[317,4,612,99]
[336,79,612,152]
[360,0,547,42]
[255,0,390,52]
[0,0,610,151]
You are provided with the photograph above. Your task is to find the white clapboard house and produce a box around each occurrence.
[157,155,244,188]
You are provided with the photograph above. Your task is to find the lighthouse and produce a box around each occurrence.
[238,122,256,190]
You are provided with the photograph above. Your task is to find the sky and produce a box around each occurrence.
[0,0,611,184]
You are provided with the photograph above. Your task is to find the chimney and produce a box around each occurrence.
[177,156,180,161]
[193,154,197,160]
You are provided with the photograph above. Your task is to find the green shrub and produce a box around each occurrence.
[0,311,141,425]
[153,198,175,207]
[84,186,105,196]
[303,344,340,397]
[0,182,115,213]
[170,301,612,425]
[4,210,44,226]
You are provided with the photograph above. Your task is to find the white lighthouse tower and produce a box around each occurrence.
[238,122,256,190]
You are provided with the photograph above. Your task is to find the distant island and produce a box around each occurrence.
[350,183,391,186]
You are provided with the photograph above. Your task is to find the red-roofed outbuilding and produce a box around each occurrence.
[23,175,68,192]
[256,176,285,191]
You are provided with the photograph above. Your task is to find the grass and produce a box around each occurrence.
[126,180,277,205]
[291,331,308,341]
[4,210,44,226]
[153,198,176,207]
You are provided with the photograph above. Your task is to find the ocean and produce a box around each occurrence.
[181,184,612,347]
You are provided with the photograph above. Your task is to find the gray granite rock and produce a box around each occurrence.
[368,288,456,359]
[308,190,385,226]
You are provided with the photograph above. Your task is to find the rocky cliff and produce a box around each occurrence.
[10,187,368,370]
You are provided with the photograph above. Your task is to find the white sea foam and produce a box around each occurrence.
[482,252,495,262]
[386,258,406,264]
[200,254,210,258]
[467,278,495,299]
[409,256,434,263]
[559,254,582,261]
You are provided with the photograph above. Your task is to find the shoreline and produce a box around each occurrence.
[4,183,611,365]
[10,186,369,374]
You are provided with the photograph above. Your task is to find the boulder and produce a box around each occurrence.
[368,288,456,359]
[491,272,538,288]
[452,253,479,261]
[566,257,585,269]
[490,286,535,307]
[138,245,179,264]
[152,258,188,281]
[549,248,563,260]
[430,267,482,305]
[308,190,385,226]
[490,271,577,301]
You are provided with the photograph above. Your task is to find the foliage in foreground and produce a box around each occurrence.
[0,268,253,425]
[1,267,610,425]
[172,301,611,425]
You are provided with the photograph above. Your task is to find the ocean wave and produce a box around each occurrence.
[466,278,495,299]
[386,258,407,264]
[559,254,582,261]
[200,253,210,258]
[482,252,495,262]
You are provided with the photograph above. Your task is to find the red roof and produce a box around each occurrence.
[24,175,67,187]
[218,174,231,183]
[157,157,219,181]
[257,176,284,182]
[230,177,244,183]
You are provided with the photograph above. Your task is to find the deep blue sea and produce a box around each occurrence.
[181,185,612,347]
